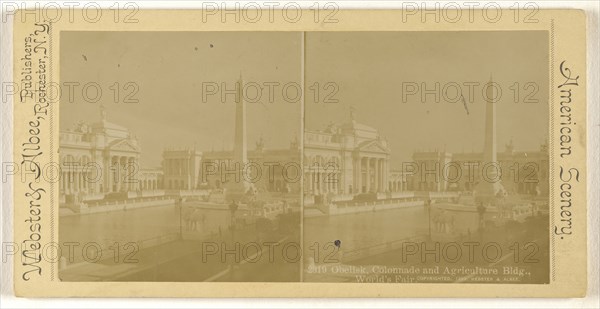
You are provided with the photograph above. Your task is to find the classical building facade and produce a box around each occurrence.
[303,114,548,197]
[139,168,163,191]
[409,140,549,196]
[60,106,548,201]
[304,114,391,195]
[162,148,203,190]
[389,170,409,193]
[59,107,141,197]
[173,138,302,193]
[59,106,162,202]
[407,80,550,197]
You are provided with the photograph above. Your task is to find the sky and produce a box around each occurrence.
[305,31,549,167]
[60,31,302,167]
[60,31,548,168]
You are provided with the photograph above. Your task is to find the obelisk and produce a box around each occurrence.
[474,75,505,204]
[482,75,498,174]
[225,74,250,202]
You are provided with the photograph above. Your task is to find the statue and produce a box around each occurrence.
[290,135,299,150]
[100,104,107,122]
[255,135,264,151]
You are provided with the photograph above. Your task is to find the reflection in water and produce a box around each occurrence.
[304,206,429,252]
[59,204,242,247]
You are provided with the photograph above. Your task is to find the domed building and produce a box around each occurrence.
[304,111,391,196]
[59,106,161,203]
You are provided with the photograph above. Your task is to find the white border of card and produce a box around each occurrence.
[3,2,597,302]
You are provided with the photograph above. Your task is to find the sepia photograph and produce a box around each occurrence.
[56,30,550,284]
[58,31,303,282]
[8,6,591,300]
[303,31,550,283]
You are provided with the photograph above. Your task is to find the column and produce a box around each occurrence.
[376,158,380,192]
[373,158,379,192]
[357,158,362,193]
[130,157,135,191]
[365,158,369,192]
[106,157,111,193]
[303,171,308,193]
[315,170,319,194]
[310,171,315,193]
[116,156,121,192]
[381,160,384,192]
[125,157,130,191]
[334,171,339,193]
[68,170,72,193]
[77,172,81,192]
[114,156,119,192]
[133,157,138,191]
[89,166,96,194]
[126,156,131,191]
[74,169,80,193]
[113,156,118,192]
[109,156,115,192]
[65,171,69,193]
[383,159,388,192]
[131,157,135,191]
[382,160,386,192]
[187,157,192,190]
[70,170,75,193]
[61,171,65,193]
[80,171,85,192]
[64,170,68,194]
[311,170,315,194]
[378,159,382,192]
[121,156,127,191]
[365,157,370,193]
[381,159,385,192]
[319,171,324,193]
[330,169,335,192]
[373,159,378,192]
[79,170,83,192]
[83,171,87,192]
[353,157,362,194]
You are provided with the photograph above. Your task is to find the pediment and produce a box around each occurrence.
[357,140,389,154]
[108,139,140,153]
